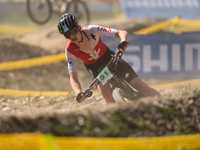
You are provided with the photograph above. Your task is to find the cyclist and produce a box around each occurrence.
[57,13,161,103]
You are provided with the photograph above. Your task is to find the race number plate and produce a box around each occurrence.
[97,67,113,85]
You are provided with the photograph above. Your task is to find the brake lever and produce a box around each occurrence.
[84,89,93,97]
[116,50,123,58]
[113,51,123,64]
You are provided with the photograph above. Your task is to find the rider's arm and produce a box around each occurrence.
[65,49,81,94]
[115,30,129,52]
[65,46,87,102]
[70,72,87,102]
[69,72,82,95]
[89,25,129,42]
[70,72,87,103]
[115,30,129,43]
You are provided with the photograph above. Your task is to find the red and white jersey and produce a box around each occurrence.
[65,25,116,73]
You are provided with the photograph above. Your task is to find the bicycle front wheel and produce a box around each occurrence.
[26,0,52,24]
[66,0,90,25]
[112,79,144,103]
[112,88,126,103]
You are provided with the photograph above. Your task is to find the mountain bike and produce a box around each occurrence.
[26,0,90,25]
[76,49,145,103]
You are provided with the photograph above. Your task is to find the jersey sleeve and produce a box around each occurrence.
[65,48,77,73]
[84,25,117,37]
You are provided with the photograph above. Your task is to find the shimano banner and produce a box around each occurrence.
[102,32,200,79]
[120,0,200,19]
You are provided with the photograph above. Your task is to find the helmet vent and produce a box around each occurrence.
[57,13,78,34]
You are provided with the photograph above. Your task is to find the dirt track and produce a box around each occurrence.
[0,87,199,137]
[0,18,200,137]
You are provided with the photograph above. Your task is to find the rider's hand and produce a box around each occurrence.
[78,95,87,103]
[76,92,87,103]
[117,41,129,53]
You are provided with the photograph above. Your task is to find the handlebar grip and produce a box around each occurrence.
[117,41,129,50]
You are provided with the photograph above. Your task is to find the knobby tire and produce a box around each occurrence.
[26,0,52,24]
[66,0,90,25]
[112,79,144,102]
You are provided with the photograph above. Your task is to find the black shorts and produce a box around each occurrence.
[84,47,138,86]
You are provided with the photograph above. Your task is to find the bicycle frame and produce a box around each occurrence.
[52,0,68,15]
[85,50,123,91]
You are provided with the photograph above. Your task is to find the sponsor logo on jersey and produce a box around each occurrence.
[97,26,112,32]
[67,57,74,66]
[125,73,129,79]
[91,33,96,40]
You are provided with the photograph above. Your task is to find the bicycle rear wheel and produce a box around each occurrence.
[26,0,52,24]
[66,0,90,25]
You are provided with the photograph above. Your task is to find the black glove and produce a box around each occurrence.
[117,41,129,50]
[76,91,93,103]
[76,92,84,103]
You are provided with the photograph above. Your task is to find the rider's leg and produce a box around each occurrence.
[129,77,161,97]
[97,83,116,103]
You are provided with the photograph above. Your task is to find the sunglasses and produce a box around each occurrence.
[64,28,79,39]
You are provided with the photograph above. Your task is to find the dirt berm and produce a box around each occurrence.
[0,18,199,137]
[0,88,200,137]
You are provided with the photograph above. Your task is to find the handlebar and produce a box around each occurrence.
[76,50,124,103]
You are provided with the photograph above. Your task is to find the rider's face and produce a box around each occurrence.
[64,27,79,39]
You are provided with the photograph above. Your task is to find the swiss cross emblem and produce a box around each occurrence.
[88,48,101,61]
